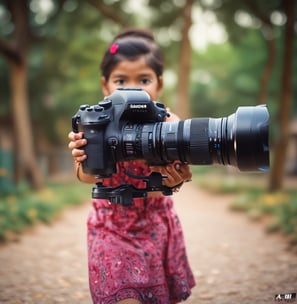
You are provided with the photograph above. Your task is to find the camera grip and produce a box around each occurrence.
[82,128,115,177]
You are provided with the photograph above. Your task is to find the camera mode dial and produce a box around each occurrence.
[99,99,112,110]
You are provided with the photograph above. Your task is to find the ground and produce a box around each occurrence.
[0,183,296,304]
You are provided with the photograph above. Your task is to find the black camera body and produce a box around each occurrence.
[72,88,270,205]
[72,88,169,177]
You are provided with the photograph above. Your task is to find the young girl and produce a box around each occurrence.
[68,28,195,304]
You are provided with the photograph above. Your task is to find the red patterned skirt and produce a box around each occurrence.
[87,195,195,304]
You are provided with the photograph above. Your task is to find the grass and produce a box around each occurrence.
[0,181,91,242]
[191,166,297,247]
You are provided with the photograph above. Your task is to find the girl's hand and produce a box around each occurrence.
[68,131,100,184]
[149,161,192,191]
[68,131,87,163]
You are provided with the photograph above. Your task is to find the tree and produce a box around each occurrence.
[87,0,128,27]
[176,0,193,119]
[269,0,295,191]
[0,0,43,190]
[199,0,296,190]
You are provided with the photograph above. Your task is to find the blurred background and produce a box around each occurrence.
[0,0,296,243]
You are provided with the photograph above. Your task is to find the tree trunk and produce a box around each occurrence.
[175,0,193,119]
[9,60,44,190]
[268,0,295,191]
[258,30,276,104]
[0,0,43,190]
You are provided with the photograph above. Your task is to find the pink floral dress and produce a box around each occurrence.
[87,161,195,304]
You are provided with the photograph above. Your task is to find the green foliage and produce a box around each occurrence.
[231,190,297,245]
[28,2,115,145]
[0,182,90,242]
[190,41,244,117]
[192,166,266,193]
[189,0,297,128]
[1,0,296,145]
[190,27,287,118]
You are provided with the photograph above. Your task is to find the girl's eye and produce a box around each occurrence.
[140,79,152,85]
[114,79,125,85]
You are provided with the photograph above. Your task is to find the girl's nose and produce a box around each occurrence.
[125,81,139,88]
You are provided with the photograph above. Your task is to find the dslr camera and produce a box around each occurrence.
[72,88,269,205]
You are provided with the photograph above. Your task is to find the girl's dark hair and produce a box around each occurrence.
[100,28,164,80]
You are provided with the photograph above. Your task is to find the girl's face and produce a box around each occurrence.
[101,57,163,100]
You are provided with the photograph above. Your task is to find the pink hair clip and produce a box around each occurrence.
[109,43,119,55]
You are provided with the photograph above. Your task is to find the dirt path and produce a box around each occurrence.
[175,183,297,304]
[0,183,296,304]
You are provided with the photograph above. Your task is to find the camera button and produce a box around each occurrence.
[79,104,89,110]
[94,105,103,112]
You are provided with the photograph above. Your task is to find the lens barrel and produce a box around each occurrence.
[122,105,269,172]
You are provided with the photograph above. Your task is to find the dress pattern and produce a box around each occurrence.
[87,161,196,304]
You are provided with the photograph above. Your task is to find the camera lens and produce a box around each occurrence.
[224,105,270,171]
[121,105,269,172]
[166,105,269,171]
[143,105,269,172]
